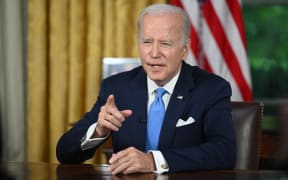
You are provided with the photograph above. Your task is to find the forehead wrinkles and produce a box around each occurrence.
[141,14,182,40]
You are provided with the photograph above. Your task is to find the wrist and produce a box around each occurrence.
[148,150,169,174]
[148,152,157,171]
[94,125,108,138]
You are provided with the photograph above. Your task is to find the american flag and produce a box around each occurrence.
[171,0,253,101]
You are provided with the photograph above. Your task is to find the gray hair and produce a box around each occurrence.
[137,3,191,45]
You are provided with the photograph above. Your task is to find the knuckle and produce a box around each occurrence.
[127,147,134,151]
[100,106,106,112]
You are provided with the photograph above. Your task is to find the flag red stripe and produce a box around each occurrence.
[190,25,213,72]
[171,0,253,100]
[226,0,247,48]
[170,0,200,60]
[189,25,200,60]
[171,0,213,72]
[170,0,198,58]
[202,1,252,100]
[170,0,182,7]
[201,55,213,73]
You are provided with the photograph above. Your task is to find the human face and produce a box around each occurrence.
[138,13,189,86]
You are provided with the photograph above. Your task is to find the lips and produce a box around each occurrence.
[148,63,164,70]
[151,64,162,68]
[148,63,164,68]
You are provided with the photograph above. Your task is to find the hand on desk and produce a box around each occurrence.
[95,95,133,137]
[108,147,156,175]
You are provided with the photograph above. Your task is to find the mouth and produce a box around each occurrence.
[148,63,165,71]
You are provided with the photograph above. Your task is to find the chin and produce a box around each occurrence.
[150,77,166,86]
[148,73,162,81]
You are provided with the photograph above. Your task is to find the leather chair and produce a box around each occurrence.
[102,101,263,170]
[231,101,263,170]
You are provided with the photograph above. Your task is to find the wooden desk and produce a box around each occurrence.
[3,162,288,180]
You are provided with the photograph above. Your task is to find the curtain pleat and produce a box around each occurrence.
[84,0,106,163]
[103,0,115,57]
[115,0,133,57]
[85,0,103,111]
[28,0,169,164]
[68,0,86,127]
[28,0,49,162]
[49,0,70,163]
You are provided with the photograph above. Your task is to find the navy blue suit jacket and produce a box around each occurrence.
[56,61,236,172]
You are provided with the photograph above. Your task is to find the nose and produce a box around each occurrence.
[151,42,161,58]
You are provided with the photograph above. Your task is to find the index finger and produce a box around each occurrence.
[109,150,128,164]
[106,94,116,108]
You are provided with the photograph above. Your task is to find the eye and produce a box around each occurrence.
[142,39,152,44]
[160,41,173,47]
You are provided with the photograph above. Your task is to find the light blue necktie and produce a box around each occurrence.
[146,88,166,151]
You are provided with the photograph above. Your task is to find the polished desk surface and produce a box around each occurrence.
[2,161,288,180]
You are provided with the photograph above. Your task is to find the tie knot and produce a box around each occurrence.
[155,88,166,98]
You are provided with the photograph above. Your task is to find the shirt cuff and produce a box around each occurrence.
[149,150,169,174]
[80,123,109,150]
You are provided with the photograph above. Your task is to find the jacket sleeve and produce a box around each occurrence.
[56,82,107,164]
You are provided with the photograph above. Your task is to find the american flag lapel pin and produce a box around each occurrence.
[176,95,183,100]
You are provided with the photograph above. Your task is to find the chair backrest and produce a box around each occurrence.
[231,101,263,170]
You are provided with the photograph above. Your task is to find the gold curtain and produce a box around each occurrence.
[28,0,168,163]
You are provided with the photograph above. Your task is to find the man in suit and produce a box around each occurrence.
[56,4,236,174]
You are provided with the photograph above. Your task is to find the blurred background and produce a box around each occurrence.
[0,0,287,169]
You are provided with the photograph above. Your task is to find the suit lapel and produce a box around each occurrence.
[158,62,195,149]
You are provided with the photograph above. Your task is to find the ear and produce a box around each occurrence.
[182,39,191,60]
